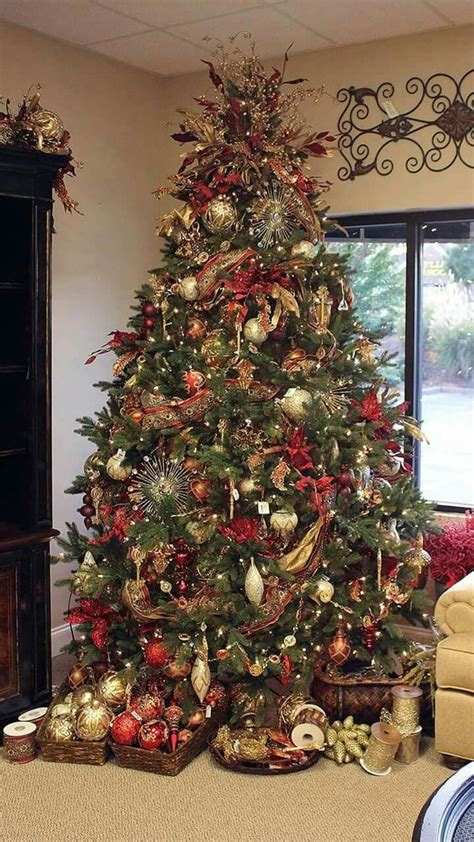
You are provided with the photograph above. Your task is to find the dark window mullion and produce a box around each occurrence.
[405,219,422,486]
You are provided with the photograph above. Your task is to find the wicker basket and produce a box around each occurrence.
[311,665,430,725]
[36,684,110,766]
[209,733,322,775]
[110,696,228,776]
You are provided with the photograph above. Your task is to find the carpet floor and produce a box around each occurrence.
[1,739,451,842]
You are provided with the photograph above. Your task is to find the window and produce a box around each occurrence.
[326,210,473,511]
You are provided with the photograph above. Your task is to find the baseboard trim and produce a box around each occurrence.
[51,623,72,657]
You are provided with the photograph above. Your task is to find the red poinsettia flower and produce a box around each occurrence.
[357,389,384,422]
[68,598,121,651]
[218,517,261,544]
[286,427,315,472]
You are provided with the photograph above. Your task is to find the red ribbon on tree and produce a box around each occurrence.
[85,330,141,365]
[68,598,121,650]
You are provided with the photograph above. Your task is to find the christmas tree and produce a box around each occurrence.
[59,39,434,723]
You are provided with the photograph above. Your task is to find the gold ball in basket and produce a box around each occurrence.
[202,196,238,234]
[74,699,112,742]
[70,684,96,713]
[68,662,90,689]
[290,240,317,259]
[97,670,128,711]
[45,715,75,741]
[51,702,71,718]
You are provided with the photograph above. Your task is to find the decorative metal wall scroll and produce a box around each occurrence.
[337,70,474,180]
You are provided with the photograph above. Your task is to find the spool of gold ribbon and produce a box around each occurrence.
[360,722,401,776]
[396,727,422,764]
[391,685,422,737]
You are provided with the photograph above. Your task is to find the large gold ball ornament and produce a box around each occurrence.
[51,703,71,718]
[314,578,335,603]
[278,388,313,422]
[290,240,317,259]
[45,715,75,742]
[238,476,262,495]
[84,452,104,482]
[185,519,216,545]
[201,330,234,367]
[97,670,128,712]
[106,449,133,482]
[74,699,112,742]
[70,685,96,713]
[202,196,238,234]
[243,318,268,346]
[176,276,200,301]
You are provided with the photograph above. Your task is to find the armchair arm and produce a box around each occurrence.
[434,571,474,636]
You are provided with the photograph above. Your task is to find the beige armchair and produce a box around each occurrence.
[434,571,474,763]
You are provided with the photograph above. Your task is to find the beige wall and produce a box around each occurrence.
[0,20,164,629]
[1,21,472,635]
[160,25,474,215]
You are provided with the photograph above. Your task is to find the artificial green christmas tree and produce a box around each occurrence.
[58,40,433,724]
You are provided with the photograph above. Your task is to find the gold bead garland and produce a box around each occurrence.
[361,722,401,775]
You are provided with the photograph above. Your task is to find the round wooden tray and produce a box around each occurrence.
[208,736,321,775]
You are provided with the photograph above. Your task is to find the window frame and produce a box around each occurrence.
[327,207,474,513]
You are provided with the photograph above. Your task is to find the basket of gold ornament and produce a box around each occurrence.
[110,682,228,776]
[312,662,431,725]
[209,692,328,774]
[36,666,122,765]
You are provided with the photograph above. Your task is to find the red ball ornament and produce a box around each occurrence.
[328,625,351,666]
[144,640,170,669]
[84,517,92,529]
[79,504,95,518]
[82,493,92,505]
[190,477,211,501]
[130,691,165,722]
[338,468,354,488]
[362,615,378,653]
[141,302,156,318]
[144,318,155,330]
[138,719,168,751]
[110,711,141,745]
[280,654,292,686]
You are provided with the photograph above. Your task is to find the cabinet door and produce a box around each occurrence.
[0,549,32,717]
[0,543,51,723]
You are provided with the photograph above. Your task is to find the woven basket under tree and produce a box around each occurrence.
[110,693,228,776]
[311,663,431,725]
[37,683,110,766]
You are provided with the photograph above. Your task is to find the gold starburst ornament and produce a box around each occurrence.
[128,456,192,517]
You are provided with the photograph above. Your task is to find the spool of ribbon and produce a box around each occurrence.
[18,707,48,728]
[396,726,422,765]
[360,722,401,776]
[3,721,37,764]
[391,685,422,736]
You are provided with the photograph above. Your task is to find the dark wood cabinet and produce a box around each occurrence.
[0,147,67,728]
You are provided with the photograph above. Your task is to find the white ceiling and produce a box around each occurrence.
[0,0,472,76]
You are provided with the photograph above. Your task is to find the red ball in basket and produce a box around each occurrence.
[110,711,141,745]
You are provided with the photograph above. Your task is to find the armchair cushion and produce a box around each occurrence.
[434,571,474,637]
[436,633,474,693]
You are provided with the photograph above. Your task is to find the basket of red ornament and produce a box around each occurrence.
[110,679,228,776]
